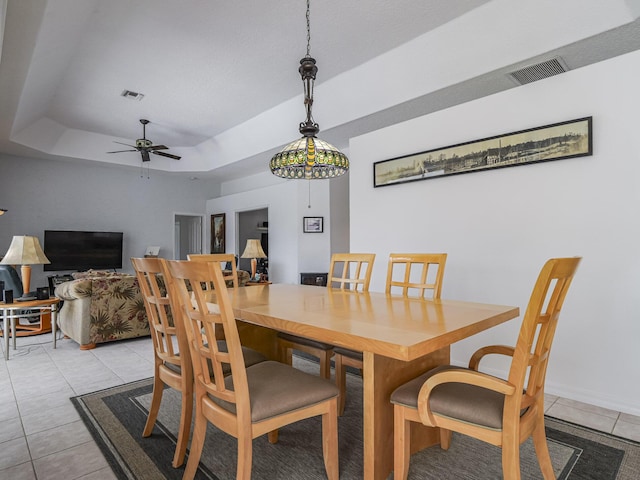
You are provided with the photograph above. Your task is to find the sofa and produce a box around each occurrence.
[54,270,149,349]
[54,267,252,350]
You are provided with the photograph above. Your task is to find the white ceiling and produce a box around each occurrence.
[1,0,640,182]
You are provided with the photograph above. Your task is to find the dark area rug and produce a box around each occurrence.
[71,358,640,479]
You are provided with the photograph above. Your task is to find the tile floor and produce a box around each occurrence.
[1,332,639,480]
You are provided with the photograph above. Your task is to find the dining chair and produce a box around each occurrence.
[390,256,581,480]
[131,257,193,468]
[333,252,446,415]
[132,257,266,468]
[188,253,239,288]
[277,253,376,380]
[165,259,339,480]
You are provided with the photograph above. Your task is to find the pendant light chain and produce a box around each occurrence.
[268,0,349,180]
[306,0,311,58]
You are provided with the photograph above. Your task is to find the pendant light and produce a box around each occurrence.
[269,0,349,180]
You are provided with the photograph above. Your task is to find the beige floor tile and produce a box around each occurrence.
[619,412,640,426]
[554,396,619,419]
[32,441,110,480]
[17,387,77,416]
[76,466,119,480]
[20,401,80,436]
[0,400,20,422]
[0,461,36,480]
[546,402,617,433]
[0,436,31,471]
[544,393,558,412]
[0,416,25,443]
[27,420,93,460]
[613,419,640,442]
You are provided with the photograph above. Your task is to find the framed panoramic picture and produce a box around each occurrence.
[211,213,225,253]
[303,216,323,233]
[373,116,592,188]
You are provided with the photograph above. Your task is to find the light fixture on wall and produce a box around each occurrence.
[241,239,267,281]
[0,235,51,298]
[0,209,7,215]
[269,0,349,180]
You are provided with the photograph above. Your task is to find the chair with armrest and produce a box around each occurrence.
[165,259,339,480]
[277,253,376,381]
[333,252,446,415]
[390,256,581,480]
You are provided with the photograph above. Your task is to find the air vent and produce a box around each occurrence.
[508,57,568,85]
[121,89,145,101]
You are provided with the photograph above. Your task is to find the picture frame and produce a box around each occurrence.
[211,213,226,253]
[373,116,592,188]
[303,216,323,233]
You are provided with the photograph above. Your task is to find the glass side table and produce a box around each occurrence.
[0,297,60,360]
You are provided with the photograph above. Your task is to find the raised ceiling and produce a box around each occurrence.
[1,0,639,182]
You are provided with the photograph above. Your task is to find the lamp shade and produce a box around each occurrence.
[0,236,51,265]
[241,239,267,259]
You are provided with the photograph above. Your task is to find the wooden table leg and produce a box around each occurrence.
[363,347,450,480]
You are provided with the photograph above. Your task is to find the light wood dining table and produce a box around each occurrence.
[210,283,519,480]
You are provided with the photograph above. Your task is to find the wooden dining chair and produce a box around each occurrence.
[277,253,376,381]
[131,257,193,468]
[390,257,581,480]
[165,259,340,480]
[188,253,239,288]
[385,252,447,298]
[333,252,446,415]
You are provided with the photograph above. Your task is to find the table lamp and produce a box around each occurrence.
[241,239,267,281]
[0,235,51,298]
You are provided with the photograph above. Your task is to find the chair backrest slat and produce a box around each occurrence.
[385,253,447,299]
[328,253,375,291]
[132,257,185,366]
[508,257,581,409]
[165,259,250,411]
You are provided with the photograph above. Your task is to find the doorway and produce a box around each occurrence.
[174,214,204,260]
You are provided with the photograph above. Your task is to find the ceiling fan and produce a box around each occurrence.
[107,119,181,162]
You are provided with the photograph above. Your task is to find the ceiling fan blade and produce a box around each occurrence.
[107,149,137,153]
[113,141,136,148]
[141,150,151,162]
[149,145,169,151]
[153,150,181,160]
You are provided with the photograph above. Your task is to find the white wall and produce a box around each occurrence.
[349,50,640,415]
[207,179,333,284]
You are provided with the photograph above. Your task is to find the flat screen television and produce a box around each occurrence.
[43,230,123,272]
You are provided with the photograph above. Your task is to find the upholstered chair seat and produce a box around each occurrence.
[277,332,335,352]
[391,365,528,430]
[211,360,339,421]
[332,346,362,362]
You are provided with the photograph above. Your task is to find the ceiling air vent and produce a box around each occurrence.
[508,57,568,85]
[121,89,145,101]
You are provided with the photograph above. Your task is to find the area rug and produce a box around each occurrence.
[72,358,640,479]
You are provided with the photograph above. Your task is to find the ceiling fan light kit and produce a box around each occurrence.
[269,0,349,180]
[107,118,181,162]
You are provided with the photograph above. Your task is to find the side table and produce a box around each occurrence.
[245,281,273,286]
[0,297,60,360]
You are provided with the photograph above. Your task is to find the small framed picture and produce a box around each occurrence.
[303,216,323,233]
[211,213,226,253]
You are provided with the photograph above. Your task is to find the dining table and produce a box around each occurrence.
[211,283,519,480]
